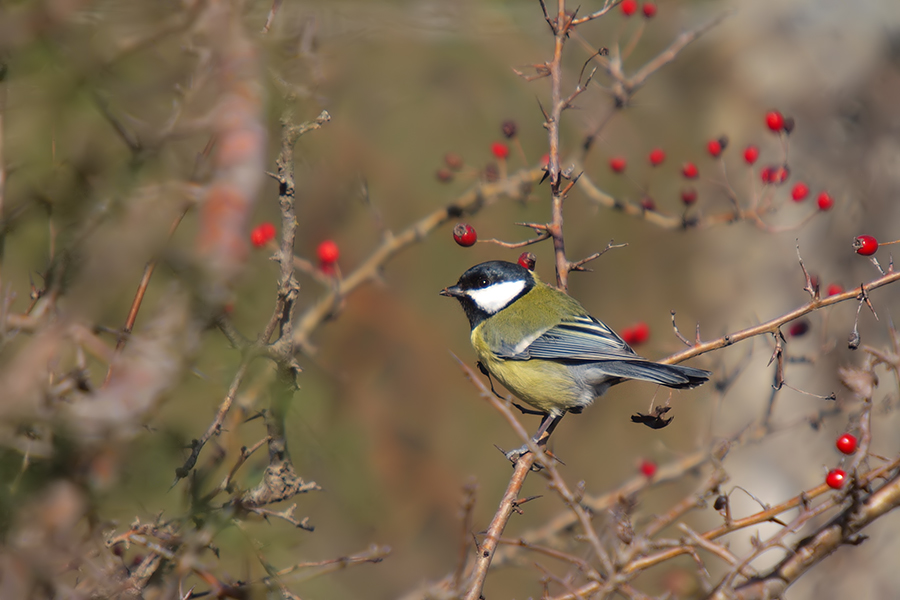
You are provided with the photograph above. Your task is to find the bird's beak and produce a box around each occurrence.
[440,285,463,298]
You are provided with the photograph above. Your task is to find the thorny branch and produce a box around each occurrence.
[434,333,900,600]
[175,111,332,487]
[662,268,900,366]
[416,3,900,598]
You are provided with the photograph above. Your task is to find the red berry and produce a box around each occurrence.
[250,222,276,248]
[610,156,627,173]
[825,468,847,489]
[444,152,464,171]
[453,223,477,247]
[791,182,809,202]
[621,322,650,346]
[621,0,637,16]
[743,145,760,165]
[681,187,697,206]
[789,319,809,337]
[517,252,536,270]
[491,142,509,160]
[827,283,843,296]
[707,139,722,157]
[681,162,699,179]
[817,192,834,211]
[853,235,878,256]
[435,167,453,183]
[639,459,657,478]
[640,197,656,211]
[317,240,340,265]
[774,166,790,184]
[540,153,550,166]
[761,165,789,185]
[648,148,665,166]
[836,433,857,455]
[765,110,785,132]
[641,2,657,17]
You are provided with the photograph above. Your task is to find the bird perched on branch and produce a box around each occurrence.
[441,260,709,459]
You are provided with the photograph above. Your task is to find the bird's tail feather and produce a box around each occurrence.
[598,360,710,389]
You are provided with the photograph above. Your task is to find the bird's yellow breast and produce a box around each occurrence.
[471,284,593,415]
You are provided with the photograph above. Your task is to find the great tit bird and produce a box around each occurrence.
[441,260,710,453]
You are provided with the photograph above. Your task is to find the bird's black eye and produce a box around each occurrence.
[480,279,488,287]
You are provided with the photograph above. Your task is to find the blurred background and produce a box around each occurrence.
[1,0,900,598]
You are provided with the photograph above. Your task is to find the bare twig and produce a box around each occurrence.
[662,270,900,366]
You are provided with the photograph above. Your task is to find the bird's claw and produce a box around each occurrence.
[498,444,547,471]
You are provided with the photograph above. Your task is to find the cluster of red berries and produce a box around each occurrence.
[760,165,789,185]
[606,111,839,212]
[620,0,657,17]
[825,433,858,489]
[757,111,834,207]
[621,322,650,346]
[437,121,521,183]
[451,225,537,269]
[787,182,833,210]
[251,223,340,274]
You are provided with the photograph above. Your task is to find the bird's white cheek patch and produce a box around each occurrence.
[466,280,526,314]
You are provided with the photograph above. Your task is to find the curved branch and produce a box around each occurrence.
[662,269,900,366]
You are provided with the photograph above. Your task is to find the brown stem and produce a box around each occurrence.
[662,270,900,366]
[548,1,569,291]
[723,472,900,600]
[463,455,536,600]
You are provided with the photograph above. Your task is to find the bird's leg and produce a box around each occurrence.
[504,412,563,465]
[536,412,562,443]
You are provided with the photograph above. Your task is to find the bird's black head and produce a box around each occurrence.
[440,261,535,328]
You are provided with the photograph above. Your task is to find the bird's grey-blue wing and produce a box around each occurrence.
[497,315,638,361]
[498,314,709,391]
